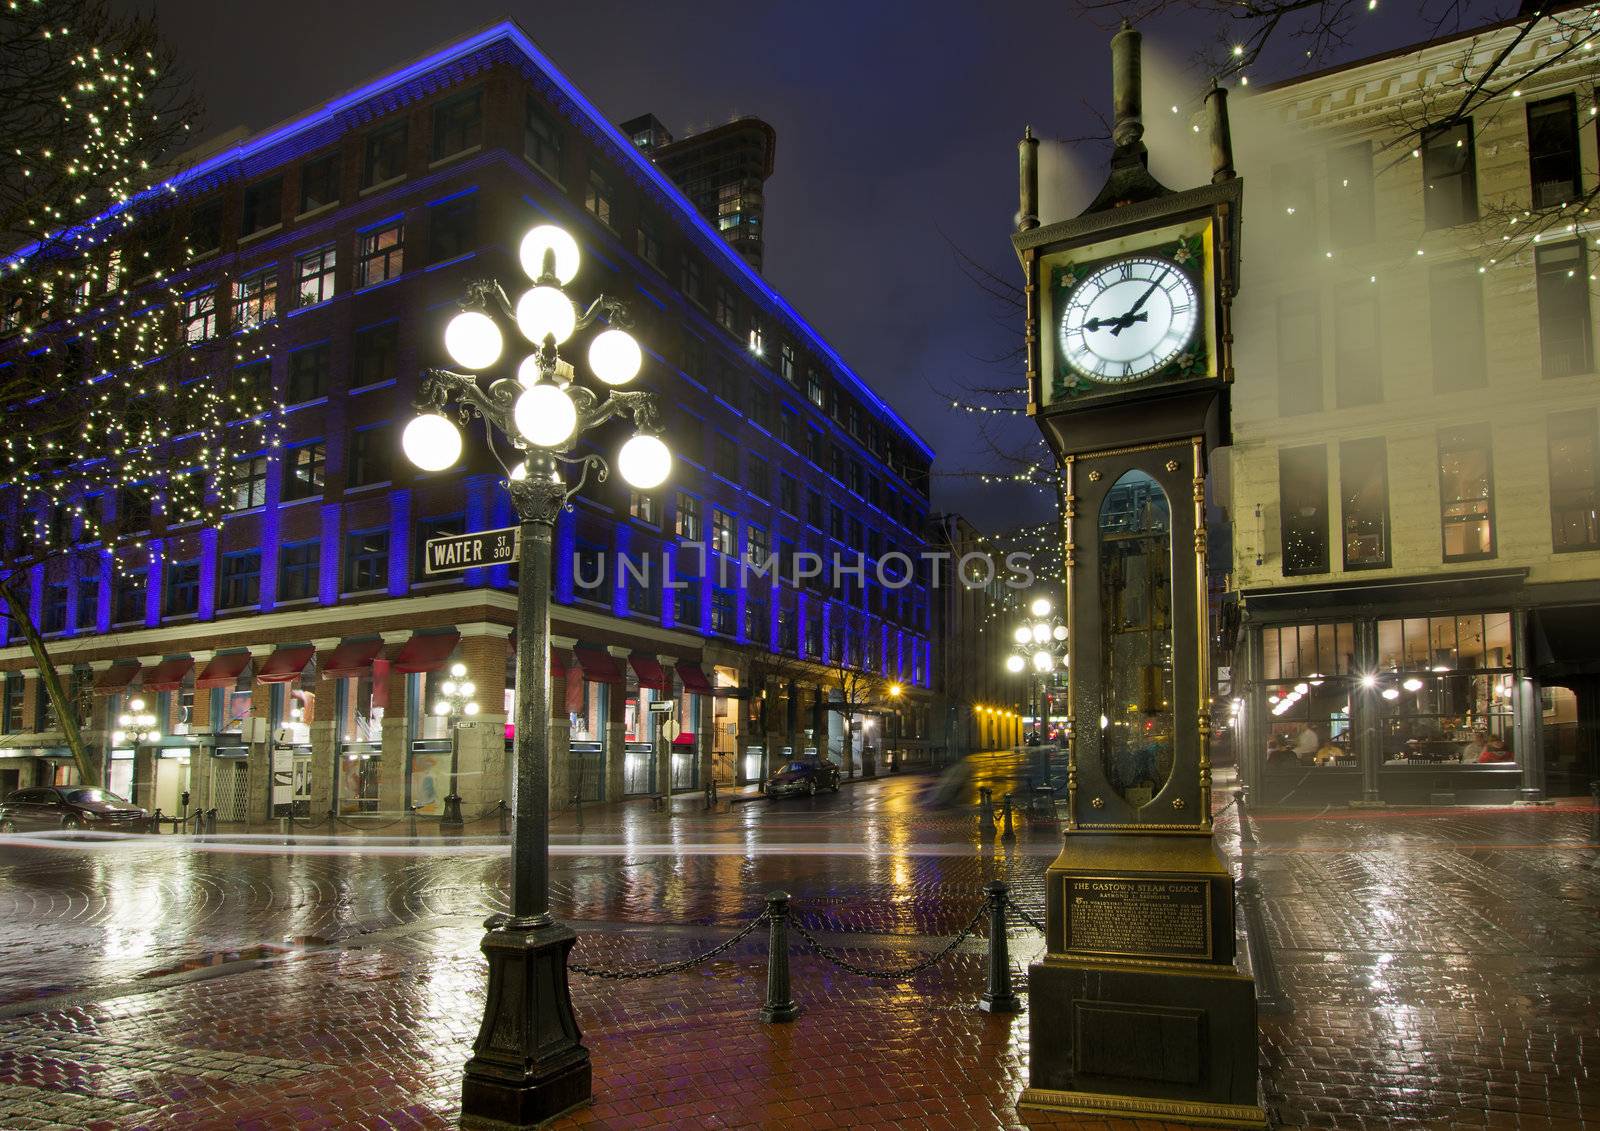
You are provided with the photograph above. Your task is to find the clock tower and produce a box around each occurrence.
[1012,23,1265,1128]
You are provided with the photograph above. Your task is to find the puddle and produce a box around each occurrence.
[135,935,336,980]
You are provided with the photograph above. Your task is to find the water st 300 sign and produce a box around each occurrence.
[424,526,520,574]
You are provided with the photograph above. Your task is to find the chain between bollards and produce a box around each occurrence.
[759,891,800,1023]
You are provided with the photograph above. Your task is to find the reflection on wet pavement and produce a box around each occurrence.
[0,750,1596,1128]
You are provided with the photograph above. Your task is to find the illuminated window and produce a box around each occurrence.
[1438,425,1495,561]
[357,222,405,287]
[585,168,614,227]
[675,493,701,540]
[183,288,217,343]
[233,267,278,330]
[711,508,736,556]
[1340,438,1389,570]
[283,441,326,501]
[1279,445,1328,576]
[296,246,336,307]
[226,455,268,511]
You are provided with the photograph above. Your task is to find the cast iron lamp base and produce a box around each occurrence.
[440,793,465,834]
[460,917,590,1128]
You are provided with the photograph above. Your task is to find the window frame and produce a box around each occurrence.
[343,528,391,593]
[431,88,483,161]
[1421,119,1479,230]
[1527,93,1581,210]
[282,440,327,502]
[362,121,409,188]
[219,549,263,609]
[1548,409,1600,553]
[1340,437,1391,571]
[1438,425,1497,563]
[1279,444,1330,577]
[295,246,337,308]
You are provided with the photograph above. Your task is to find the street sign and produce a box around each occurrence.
[647,700,675,715]
[424,526,520,575]
[270,748,293,807]
[660,720,682,742]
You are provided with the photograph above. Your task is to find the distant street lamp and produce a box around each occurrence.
[403,223,670,1125]
[112,697,160,747]
[434,661,479,834]
[1006,597,1069,741]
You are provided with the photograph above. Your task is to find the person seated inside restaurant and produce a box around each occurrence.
[1461,729,1490,762]
[1266,734,1298,766]
[1312,741,1347,766]
[1476,735,1514,763]
[1292,723,1321,761]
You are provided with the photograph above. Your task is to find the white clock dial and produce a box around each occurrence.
[1058,255,1200,384]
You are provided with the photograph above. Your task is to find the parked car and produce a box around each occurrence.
[764,759,841,799]
[0,786,148,832]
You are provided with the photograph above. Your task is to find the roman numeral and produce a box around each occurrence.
[1117,263,1134,281]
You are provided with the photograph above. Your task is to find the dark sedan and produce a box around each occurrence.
[764,760,841,799]
[0,786,148,832]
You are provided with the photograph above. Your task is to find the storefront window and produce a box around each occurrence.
[219,676,252,736]
[1263,678,1354,768]
[272,673,316,745]
[1374,611,1515,764]
[337,672,385,743]
[1261,621,1356,680]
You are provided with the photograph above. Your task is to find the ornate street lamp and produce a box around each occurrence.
[111,697,160,747]
[403,223,670,1125]
[434,661,479,834]
[1006,596,1069,742]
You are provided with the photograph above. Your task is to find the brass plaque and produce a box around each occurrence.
[1063,875,1212,960]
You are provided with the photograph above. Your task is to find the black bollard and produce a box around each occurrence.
[1001,794,1015,839]
[758,891,800,1023]
[1235,786,1256,846]
[497,800,510,837]
[1590,780,1599,844]
[979,881,1022,1014]
[150,808,163,835]
[206,808,217,836]
[408,804,419,838]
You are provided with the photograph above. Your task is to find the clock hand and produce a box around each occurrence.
[1107,311,1148,337]
[1106,268,1171,335]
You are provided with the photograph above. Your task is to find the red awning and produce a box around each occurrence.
[573,645,623,684]
[196,650,251,690]
[629,653,669,691]
[393,630,460,674]
[142,656,195,693]
[675,661,714,695]
[319,638,384,680]
[256,644,315,684]
[93,661,142,695]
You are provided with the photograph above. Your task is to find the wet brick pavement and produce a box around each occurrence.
[0,752,1596,1129]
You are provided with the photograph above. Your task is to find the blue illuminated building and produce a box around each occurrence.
[0,21,936,820]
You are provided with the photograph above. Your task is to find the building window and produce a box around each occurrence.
[165,558,200,617]
[1373,613,1516,759]
[1439,425,1495,561]
[747,385,771,430]
[432,89,482,159]
[358,222,405,288]
[344,529,390,592]
[219,550,262,608]
[848,461,865,496]
[75,578,98,629]
[675,493,701,540]
[1279,445,1329,576]
[807,489,823,528]
[363,121,408,187]
[627,567,657,617]
[232,267,278,330]
[711,587,736,635]
[779,474,797,515]
[778,605,796,652]
[1421,119,1478,229]
[41,584,68,634]
[279,541,319,601]
[1276,293,1321,416]
[119,484,152,533]
[241,175,283,236]
[299,151,339,214]
[113,569,146,623]
[629,491,657,525]
[414,514,465,579]
[714,287,737,333]
[1536,240,1593,378]
[779,343,797,384]
[428,194,477,263]
[1549,409,1599,552]
[184,288,217,343]
[226,455,269,511]
[748,457,771,501]
[232,360,271,410]
[283,441,326,501]
[166,469,204,525]
[585,168,614,227]
[348,424,391,486]
[1430,260,1487,392]
[806,370,825,409]
[745,596,768,642]
[749,323,766,357]
[572,539,606,603]
[287,344,330,403]
[1340,438,1390,570]
[711,508,736,556]
[353,323,398,388]
[717,182,745,232]
[1327,140,1375,247]
[1528,94,1580,209]
[296,246,336,307]
[682,257,704,305]
[747,523,769,567]
[525,97,563,178]
[189,201,222,256]
[830,503,846,542]
[1333,284,1380,408]
[674,578,700,627]
[713,433,738,479]
[637,218,661,268]
[1,675,22,733]
[778,409,796,448]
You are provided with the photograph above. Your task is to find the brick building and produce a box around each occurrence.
[1224,6,1600,805]
[0,21,935,821]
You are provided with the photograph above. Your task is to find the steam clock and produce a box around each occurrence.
[1011,24,1265,1127]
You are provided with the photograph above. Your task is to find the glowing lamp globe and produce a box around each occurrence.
[433,702,450,716]
[516,286,576,345]
[1031,623,1051,645]
[618,433,672,490]
[460,682,476,697]
[464,702,480,716]
[508,460,528,481]
[519,225,581,285]
[402,413,463,471]
[1052,625,1068,642]
[441,681,458,697]
[1012,625,1031,645]
[1005,655,1025,673]
[443,311,503,370]
[514,384,578,448]
[1030,597,1052,617]
[1032,650,1055,672]
[588,328,642,386]
[450,663,467,679]
[517,354,544,388]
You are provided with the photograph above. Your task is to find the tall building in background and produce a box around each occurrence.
[621,114,775,272]
[1224,6,1600,807]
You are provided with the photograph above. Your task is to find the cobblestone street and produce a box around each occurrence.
[0,753,1596,1129]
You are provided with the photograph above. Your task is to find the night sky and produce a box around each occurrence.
[125,0,1480,527]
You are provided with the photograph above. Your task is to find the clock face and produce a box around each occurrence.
[1058,255,1200,384]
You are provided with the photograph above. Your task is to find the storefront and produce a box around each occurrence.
[1236,570,1585,806]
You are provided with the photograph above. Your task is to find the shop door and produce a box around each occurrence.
[671,743,697,791]
[623,743,653,795]
[153,758,191,815]
[212,760,249,822]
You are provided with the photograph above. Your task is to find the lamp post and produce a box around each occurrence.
[434,661,479,834]
[886,682,903,772]
[402,224,670,1126]
[112,697,161,808]
[1006,596,1069,745]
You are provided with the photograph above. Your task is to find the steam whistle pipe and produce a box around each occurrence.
[1017,126,1040,231]
[1110,21,1145,150]
[1206,84,1237,183]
